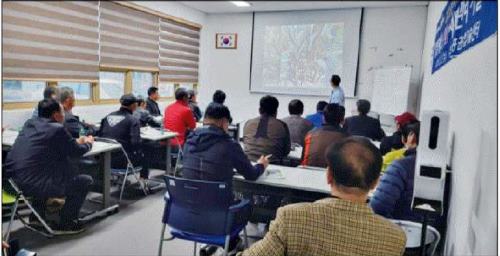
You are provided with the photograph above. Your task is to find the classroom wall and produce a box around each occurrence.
[197,6,428,125]
[419,2,497,255]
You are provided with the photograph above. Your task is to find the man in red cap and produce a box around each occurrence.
[379,112,417,155]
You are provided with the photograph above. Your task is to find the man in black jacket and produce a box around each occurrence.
[5,99,94,233]
[182,103,269,195]
[182,103,269,254]
[145,87,161,116]
[133,96,161,127]
[59,87,97,138]
[343,99,385,141]
[99,94,150,179]
[187,89,202,122]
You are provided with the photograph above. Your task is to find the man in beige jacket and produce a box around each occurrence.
[240,137,406,256]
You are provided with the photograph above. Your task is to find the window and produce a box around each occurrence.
[158,82,175,98]
[58,82,92,100]
[2,80,46,103]
[132,72,154,98]
[99,71,125,100]
[178,83,194,90]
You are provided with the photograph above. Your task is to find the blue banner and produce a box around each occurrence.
[432,1,497,73]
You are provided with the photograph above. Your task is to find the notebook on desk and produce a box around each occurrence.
[264,168,285,179]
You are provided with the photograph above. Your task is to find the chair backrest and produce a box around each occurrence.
[163,175,232,235]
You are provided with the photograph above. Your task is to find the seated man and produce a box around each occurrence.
[32,86,59,118]
[59,87,97,138]
[380,112,417,155]
[187,89,202,122]
[145,86,162,116]
[243,95,290,163]
[183,103,269,186]
[381,120,419,172]
[212,89,226,105]
[163,88,197,148]
[5,99,94,233]
[370,121,423,222]
[301,104,348,168]
[183,103,270,254]
[281,99,313,147]
[133,96,161,127]
[305,101,328,129]
[343,99,385,141]
[241,137,406,256]
[99,94,150,180]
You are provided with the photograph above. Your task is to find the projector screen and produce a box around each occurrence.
[250,9,362,97]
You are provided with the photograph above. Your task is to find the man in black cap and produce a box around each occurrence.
[99,94,149,180]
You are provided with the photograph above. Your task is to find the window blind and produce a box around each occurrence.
[99,2,159,71]
[3,1,100,81]
[159,18,200,83]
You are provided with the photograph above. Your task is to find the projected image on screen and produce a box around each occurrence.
[251,9,361,97]
[262,23,344,89]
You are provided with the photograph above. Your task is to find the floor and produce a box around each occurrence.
[3,170,261,256]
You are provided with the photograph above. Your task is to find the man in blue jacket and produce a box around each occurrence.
[5,99,94,233]
[305,101,328,129]
[370,121,421,222]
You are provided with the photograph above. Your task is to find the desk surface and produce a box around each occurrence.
[139,127,177,141]
[242,140,380,162]
[235,164,331,194]
[2,130,121,156]
[196,122,238,130]
[84,141,121,156]
[235,164,375,197]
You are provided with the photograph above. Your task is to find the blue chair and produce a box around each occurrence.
[158,176,251,256]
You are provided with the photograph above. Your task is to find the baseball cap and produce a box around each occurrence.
[395,112,417,126]
[120,94,138,106]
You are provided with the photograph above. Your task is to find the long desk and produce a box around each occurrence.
[234,164,330,195]
[233,164,330,222]
[233,164,375,222]
[196,122,240,141]
[88,124,178,173]
[241,139,380,166]
[139,127,178,174]
[2,130,122,220]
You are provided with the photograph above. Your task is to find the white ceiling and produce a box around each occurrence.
[180,1,428,14]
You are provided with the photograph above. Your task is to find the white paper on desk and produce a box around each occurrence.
[265,169,285,179]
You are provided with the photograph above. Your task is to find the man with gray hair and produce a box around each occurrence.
[59,86,96,138]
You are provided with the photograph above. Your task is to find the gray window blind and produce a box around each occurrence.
[159,18,200,83]
[99,2,159,71]
[3,1,100,81]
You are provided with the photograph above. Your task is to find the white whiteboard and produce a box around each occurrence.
[371,66,412,116]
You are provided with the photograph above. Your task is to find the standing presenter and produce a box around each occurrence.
[329,74,345,106]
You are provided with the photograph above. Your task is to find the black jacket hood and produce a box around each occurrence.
[185,125,230,153]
